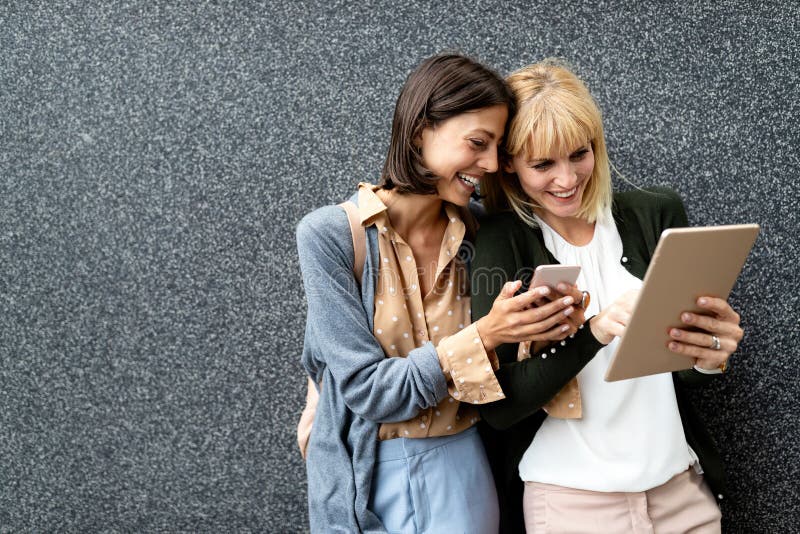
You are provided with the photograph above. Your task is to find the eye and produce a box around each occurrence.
[469,138,487,149]
[570,147,590,160]
[530,160,552,170]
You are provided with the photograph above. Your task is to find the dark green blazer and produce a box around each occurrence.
[471,187,726,533]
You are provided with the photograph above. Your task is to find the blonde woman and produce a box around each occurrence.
[472,60,742,533]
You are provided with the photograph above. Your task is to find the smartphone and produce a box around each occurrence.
[530,264,581,290]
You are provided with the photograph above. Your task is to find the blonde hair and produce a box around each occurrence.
[484,59,612,226]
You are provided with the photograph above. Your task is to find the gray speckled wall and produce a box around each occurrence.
[1,1,797,532]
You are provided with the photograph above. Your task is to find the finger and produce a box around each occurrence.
[696,296,740,323]
[515,307,574,337]
[515,301,575,336]
[556,283,583,303]
[530,294,551,308]
[529,322,575,344]
[530,293,575,319]
[601,318,626,339]
[498,280,523,300]
[667,340,730,367]
[680,312,743,340]
[608,307,632,328]
[668,328,738,353]
[511,285,552,309]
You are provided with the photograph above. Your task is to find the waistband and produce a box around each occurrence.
[375,426,479,463]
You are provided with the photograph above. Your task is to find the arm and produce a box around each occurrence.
[471,218,604,430]
[480,325,603,430]
[297,207,447,423]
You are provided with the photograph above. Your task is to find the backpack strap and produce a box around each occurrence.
[338,200,366,284]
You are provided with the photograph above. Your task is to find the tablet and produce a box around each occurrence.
[604,223,760,382]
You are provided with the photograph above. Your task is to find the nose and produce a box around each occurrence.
[479,145,499,173]
[554,161,579,188]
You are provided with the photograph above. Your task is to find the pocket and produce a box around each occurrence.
[368,458,414,533]
[542,488,631,534]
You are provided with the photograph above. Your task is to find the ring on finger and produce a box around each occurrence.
[578,291,591,310]
[710,335,721,350]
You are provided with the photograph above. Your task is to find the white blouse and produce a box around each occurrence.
[517,211,697,492]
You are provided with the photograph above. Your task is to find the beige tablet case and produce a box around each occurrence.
[605,223,760,382]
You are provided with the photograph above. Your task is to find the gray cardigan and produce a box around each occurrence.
[296,192,450,533]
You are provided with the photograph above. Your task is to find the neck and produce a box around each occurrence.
[377,189,445,241]
[535,210,595,246]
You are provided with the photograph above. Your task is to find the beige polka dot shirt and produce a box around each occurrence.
[354,184,506,440]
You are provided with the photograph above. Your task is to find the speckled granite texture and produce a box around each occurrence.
[1,1,797,532]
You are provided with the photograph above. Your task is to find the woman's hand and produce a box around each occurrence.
[667,296,743,370]
[555,283,588,331]
[588,289,640,345]
[475,280,580,351]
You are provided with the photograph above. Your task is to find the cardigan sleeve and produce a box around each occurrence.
[471,215,604,430]
[297,206,448,423]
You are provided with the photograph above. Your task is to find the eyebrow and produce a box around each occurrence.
[527,145,589,163]
[470,128,499,140]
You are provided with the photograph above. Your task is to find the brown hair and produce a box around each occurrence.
[380,53,514,195]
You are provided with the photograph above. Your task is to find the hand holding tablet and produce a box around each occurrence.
[604,223,759,382]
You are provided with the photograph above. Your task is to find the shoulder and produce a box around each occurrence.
[476,211,528,243]
[613,187,686,218]
[296,204,350,246]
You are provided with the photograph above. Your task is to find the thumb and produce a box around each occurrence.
[498,280,522,300]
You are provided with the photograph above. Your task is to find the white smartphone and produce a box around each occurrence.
[530,264,581,290]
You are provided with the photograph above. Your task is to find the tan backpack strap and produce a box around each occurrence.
[338,200,366,284]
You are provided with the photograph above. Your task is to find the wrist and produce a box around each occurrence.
[474,317,496,352]
[694,360,728,374]
[588,316,612,345]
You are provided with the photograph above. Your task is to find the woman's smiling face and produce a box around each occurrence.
[510,141,595,225]
[418,104,508,206]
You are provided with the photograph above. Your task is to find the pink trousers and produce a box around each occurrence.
[523,468,721,533]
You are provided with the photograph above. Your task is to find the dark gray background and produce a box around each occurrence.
[2,1,798,532]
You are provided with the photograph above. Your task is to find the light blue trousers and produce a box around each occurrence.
[368,426,499,534]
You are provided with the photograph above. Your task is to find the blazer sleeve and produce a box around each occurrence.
[471,216,604,430]
[297,206,448,423]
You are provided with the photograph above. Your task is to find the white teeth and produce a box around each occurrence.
[551,187,577,198]
[458,173,479,187]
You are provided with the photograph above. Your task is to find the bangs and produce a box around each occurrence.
[490,59,613,225]
[508,95,598,160]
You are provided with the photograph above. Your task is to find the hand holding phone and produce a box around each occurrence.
[527,265,586,343]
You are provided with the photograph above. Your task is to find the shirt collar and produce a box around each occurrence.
[356,183,466,246]
[357,182,389,225]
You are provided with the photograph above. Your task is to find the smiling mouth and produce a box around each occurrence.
[458,173,480,191]
[549,186,578,199]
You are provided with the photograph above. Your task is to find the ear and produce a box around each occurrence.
[503,160,516,174]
